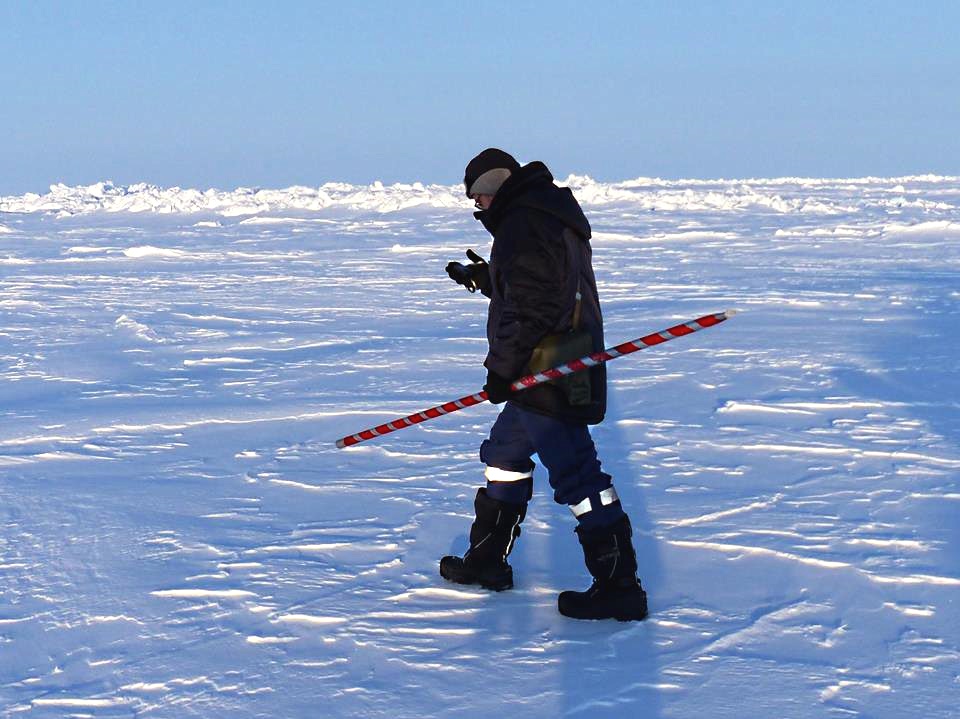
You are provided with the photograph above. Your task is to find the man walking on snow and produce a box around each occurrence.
[439,148,648,621]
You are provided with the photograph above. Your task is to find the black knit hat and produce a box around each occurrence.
[464,148,521,197]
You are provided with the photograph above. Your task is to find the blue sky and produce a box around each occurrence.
[2,1,959,194]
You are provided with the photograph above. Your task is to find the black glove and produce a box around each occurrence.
[445,249,489,294]
[484,369,513,404]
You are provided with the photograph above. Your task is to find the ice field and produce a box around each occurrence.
[1,174,959,717]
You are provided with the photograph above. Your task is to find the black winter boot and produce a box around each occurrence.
[558,516,648,621]
[440,488,526,591]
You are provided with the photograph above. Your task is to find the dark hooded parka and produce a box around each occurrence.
[475,161,607,425]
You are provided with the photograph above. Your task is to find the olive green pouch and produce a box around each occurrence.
[528,329,594,406]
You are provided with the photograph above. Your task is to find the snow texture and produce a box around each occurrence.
[1,175,959,718]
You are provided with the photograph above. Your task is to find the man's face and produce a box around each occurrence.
[472,193,494,211]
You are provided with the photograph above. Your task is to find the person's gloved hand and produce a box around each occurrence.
[445,260,477,291]
[484,369,513,404]
[445,249,489,294]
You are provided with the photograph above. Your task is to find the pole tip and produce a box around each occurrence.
[724,309,738,318]
[336,438,347,449]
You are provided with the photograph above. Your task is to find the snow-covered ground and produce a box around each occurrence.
[1,175,958,718]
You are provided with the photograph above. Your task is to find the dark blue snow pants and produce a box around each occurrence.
[479,401,626,530]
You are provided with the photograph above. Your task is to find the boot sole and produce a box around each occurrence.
[558,607,649,621]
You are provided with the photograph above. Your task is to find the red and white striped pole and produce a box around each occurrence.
[336,310,735,449]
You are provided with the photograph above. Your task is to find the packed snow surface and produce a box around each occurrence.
[1,175,959,718]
